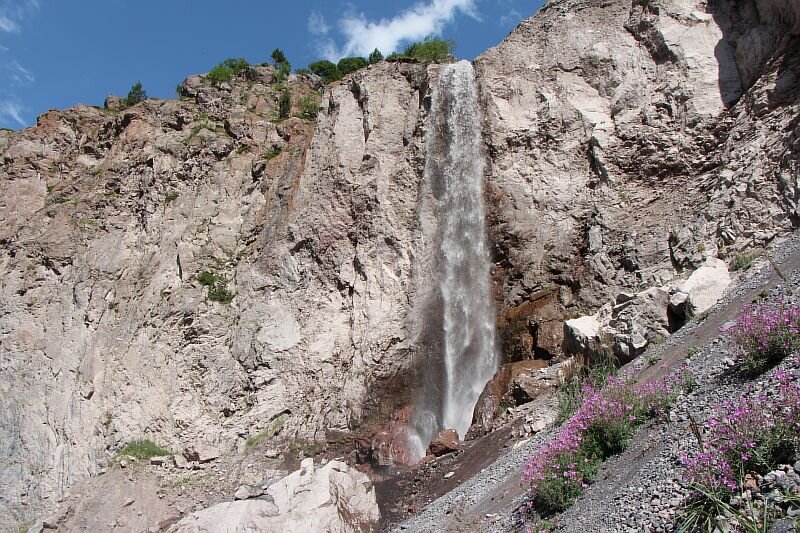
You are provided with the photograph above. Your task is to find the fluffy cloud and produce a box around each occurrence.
[311,0,479,61]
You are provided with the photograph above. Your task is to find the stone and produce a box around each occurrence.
[443,471,455,479]
[173,454,190,469]
[103,95,124,111]
[265,449,280,459]
[234,485,257,500]
[150,456,170,466]
[680,258,731,317]
[168,459,380,533]
[183,444,221,464]
[768,519,797,533]
[427,429,461,457]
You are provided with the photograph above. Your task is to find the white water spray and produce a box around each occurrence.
[426,61,498,439]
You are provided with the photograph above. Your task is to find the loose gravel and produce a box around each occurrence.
[392,233,800,533]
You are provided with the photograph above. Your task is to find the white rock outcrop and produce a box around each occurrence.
[168,459,380,533]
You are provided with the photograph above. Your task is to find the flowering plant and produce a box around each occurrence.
[680,364,800,530]
[729,301,800,373]
[522,370,681,516]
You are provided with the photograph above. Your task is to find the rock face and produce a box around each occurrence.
[2,0,800,529]
[169,459,380,533]
[0,62,433,528]
[476,0,800,364]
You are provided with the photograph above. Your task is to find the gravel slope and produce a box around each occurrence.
[392,232,800,532]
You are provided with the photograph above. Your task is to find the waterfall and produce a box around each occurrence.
[424,60,498,440]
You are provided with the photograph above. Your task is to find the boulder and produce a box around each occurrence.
[680,258,731,317]
[427,429,460,457]
[170,459,379,533]
[563,314,604,361]
[183,444,221,464]
[167,500,279,532]
[103,95,124,111]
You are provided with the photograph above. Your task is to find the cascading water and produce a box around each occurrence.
[414,60,498,444]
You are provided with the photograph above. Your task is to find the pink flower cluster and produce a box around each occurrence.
[681,363,800,493]
[729,301,800,371]
[523,370,679,506]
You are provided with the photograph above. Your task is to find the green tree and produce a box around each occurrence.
[403,36,455,62]
[368,48,384,64]
[278,88,291,119]
[124,81,147,107]
[271,48,288,67]
[337,56,368,77]
[308,60,341,84]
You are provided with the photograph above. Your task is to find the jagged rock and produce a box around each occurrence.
[427,429,461,457]
[183,444,221,464]
[173,454,190,470]
[233,485,260,500]
[360,407,422,467]
[2,0,800,528]
[103,95,124,111]
[563,316,604,362]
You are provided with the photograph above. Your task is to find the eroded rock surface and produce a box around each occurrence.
[2,0,800,529]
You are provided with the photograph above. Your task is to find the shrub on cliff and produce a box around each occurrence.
[368,48,384,64]
[278,88,291,119]
[729,300,800,373]
[337,56,368,76]
[387,37,455,63]
[123,82,147,107]
[308,60,341,84]
[206,58,250,85]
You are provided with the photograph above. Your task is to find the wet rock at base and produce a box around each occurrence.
[427,429,461,457]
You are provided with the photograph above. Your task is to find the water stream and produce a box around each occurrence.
[419,60,498,442]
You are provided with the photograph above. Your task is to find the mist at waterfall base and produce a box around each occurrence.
[406,61,498,462]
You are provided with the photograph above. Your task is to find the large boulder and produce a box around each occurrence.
[427,429,461,457]
[680,258,731,317]
[169,459,380,533]
[167,500,279,533]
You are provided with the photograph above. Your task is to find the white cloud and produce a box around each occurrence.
[308,11,330,36]
[6,60,33,85]
[0,100,25,126]
[313,0,479,61]
[0,14,18,32]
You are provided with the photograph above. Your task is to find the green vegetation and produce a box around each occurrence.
[272,48,291,81]
[123,81,147,108]
[164,192,178,204]
[309,59,341,84]
[206,58,251,85]
[114,439,171,463]
[368,48,384,64]
[731,250,762,271]
[387,36,455,63]
[197,270,235,303]
[295,68,311,76]
[245,414,288,449]
[297,95,320,120]
[278,88,292,119]
[556,350,618,424]
[264,146,282,160]
[337,56,368,76]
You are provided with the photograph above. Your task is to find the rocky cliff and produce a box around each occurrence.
[1,0,799,530]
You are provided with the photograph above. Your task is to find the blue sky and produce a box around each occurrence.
[0,0,543,130]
